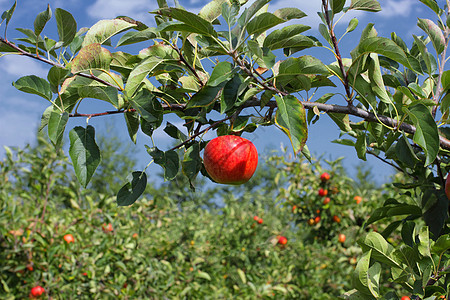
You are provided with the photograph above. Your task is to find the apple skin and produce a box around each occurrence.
[30,286,45,297]
[400,297,410,300]
[320,172,330,182]
[203,135,258,185]
[446,174,450,199]
[338,233,346,243]
[63,234,74,244]
[277,236,288,245]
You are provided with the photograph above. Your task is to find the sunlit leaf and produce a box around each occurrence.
[55,8,77,46]
[83,19,137,47]
[246,12,285,37]
[47,110,68,148]
[71,43,113,73]
[275,95,308,155]
[349,0,381,12]
[34,4,52,37]
[13,75,52,101]
[417,18,445,54]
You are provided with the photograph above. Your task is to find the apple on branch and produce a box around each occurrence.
[203,135,258,185]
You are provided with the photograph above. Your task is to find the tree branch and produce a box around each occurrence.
[0,37,122,90]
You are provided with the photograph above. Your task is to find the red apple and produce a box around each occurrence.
[333,215,341,223]
[203,135,258,185]
[338,233,346,243]
[102,223,113,233]
[320,172,330,182]
[314,216,321,224]
[30,286,45,297]
[354,195,362,204]
[323,197,330,205]
[257,218,263,224]
[318,188,328,197]
[63,234,74,244]
[277,236,288,245]
[401,297,410,300]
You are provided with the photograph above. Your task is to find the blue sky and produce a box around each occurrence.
[0,0,439,185]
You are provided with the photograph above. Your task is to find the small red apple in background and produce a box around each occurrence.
[333,215,341,223]
[292,205,297,212]
[132,233,138,239]
[27,264,34,271]
[63,234,74,244]
[102,223,113,233]
[318,188,328,197]
[401,296,410,300]
[320,172,330,182]
[338,233,346,243]
[30,286,45,297]
[277,236,288,245]
[257,218,263,224]
[354,195,362,204]
[203,135,258,185]
[314,216,321,224]
[323,197,330,205]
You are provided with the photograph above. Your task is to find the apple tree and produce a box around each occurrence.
[1,0,450,298]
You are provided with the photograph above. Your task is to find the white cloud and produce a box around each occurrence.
[86,0,160,24]
[0,55,49,78]
[377,0,417,18]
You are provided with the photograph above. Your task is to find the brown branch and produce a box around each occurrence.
[0,37,122,90]
[321,0,352,102]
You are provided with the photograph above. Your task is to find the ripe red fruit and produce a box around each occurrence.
[277,236,288,245]
[338,233,346,243]
[333,215,341,223]
[30,286,45,297]
[82,272,88,276]
[102,223,113,233]
[314,216,321,224]
[323,197,330,205]
[318,188,328,197]
[257,218,263,224]
[354,195,362,204]
[63,234,74,244]
[401,297,411,300]
[27,264,34,272]
[203,135,258,185]
[320,172,330,182]
[253,216,259,221]
[292,205,297,212]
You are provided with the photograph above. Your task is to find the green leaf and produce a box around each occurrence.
[417,226,431,258]
[117,171,147,206]
[164,122,187,141]
[1,1,16,30]
[71,43,113,73]
[69,125,101,188]
[187,84,224,108]
[366,202,422,225]
[116,28,157,47]
[331,0,346,14]
[352,250,373,296]
[275,95,308,155]
[182,143,202,182]
[263,24,312,50]
[124,110,140,144]
[347,18,359,33]
[47,110,68,148]
[367,53,393,104]
[273,8,306,21]
[246,12,285,37]
[349,0,381,12]
[220,74,241,113]
[403,103,439,166]
[55,8,77,46]
[78,86,119,108]
[47,66,69,91]
[130,89,163,126]
[83,19,137,47]
[277,56,329,77]
[208,61,237,87]
[358,37,420,73]
[34,4,52,37]
[432,234,450,256]
[238,0,270,26]
[355,133,367,160]
[395,132,419,168]
[222,2,240,26]
[198,0,228,22]
[419,0,441,14]
[358,232,402,269]
[155,7,217,37]
[413,35,436,75]
[417,18,445,55]
[147,147,179,181]
[13,75,52,101]
[124,56,165,97]
[327,112,351,132]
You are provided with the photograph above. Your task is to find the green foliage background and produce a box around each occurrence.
[0,133,402,299]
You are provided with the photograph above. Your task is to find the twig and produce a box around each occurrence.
[321,0,352,102]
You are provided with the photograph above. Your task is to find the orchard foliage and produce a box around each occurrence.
[0,134,396,298]
[2,0,450,298]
